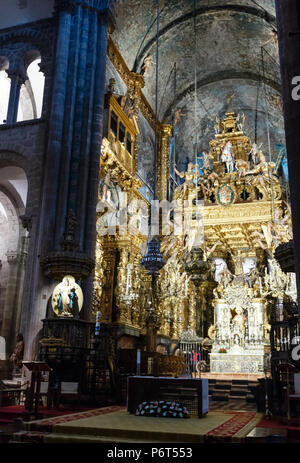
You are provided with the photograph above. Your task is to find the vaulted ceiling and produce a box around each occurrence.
[112,0,283,167]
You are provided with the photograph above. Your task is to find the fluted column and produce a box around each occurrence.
[275,0,300,321]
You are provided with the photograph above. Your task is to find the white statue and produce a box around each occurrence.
[221,141,235,173]
[248,142,262,166]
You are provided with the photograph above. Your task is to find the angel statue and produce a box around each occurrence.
[141,54,155,75]
[174,162,200,198]
[205,241,222,259]
[174,108,185,125]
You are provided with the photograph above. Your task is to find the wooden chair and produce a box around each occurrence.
[56,382,81,409]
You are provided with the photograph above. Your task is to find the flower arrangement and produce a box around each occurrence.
[218,348,227,353]
[135,401,190,418]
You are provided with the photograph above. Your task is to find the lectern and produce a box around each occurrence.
[23,361,52,418]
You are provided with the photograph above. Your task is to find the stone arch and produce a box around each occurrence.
[0,56,10,125]
[0,164,28,356]
[0,148,40,219]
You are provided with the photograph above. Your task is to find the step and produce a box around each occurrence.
[213,384,232,391]
[44,433,177,444]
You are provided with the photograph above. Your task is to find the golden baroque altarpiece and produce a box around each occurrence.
[92,85,295,373]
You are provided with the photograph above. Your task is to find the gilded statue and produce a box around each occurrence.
[174,162,200,198]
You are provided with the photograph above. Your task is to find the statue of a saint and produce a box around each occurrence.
[232,308,245,333]
[221,141,235,173]
[100,172,113,203]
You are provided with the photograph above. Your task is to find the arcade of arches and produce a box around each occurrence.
[0,0,300,436]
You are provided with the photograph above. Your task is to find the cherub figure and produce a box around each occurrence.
[174,108,185,125]
[141,54,155,75]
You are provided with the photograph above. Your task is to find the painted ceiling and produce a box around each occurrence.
[112,0,282,166]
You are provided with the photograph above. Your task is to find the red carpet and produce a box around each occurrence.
[257,416,300,431]
[206,412,257,440]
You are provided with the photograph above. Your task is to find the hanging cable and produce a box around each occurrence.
[132,2,167,73]
[254,81,262,144]
[193,0,198,201]
[261,46,276,220]
[153,0,160,202]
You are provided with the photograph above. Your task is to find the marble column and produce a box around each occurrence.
[275,0,300,322]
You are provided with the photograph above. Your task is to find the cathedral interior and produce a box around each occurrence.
[1,0,300,446]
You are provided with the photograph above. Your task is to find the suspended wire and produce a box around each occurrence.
[158,63,177,121]
[154,0,160,202]
[261,46,275,221]
[173,62,177,184]
[254,80,262,144]
[132,2,167,72]
[193,0,198,200]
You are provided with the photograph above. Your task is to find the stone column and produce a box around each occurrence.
[1,251,27,356]
[6,68,26,124]
[20,0,115,359]
[158,124,173,201]
[276,0,300,321]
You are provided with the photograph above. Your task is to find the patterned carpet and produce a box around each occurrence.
[21,408,261,443]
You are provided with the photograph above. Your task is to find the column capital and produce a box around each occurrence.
[159,124,173,138]
[54,0,76,15]
[6,251,27,265]
[6,68,27,85]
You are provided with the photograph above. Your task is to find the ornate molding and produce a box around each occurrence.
[6,251,27,265]
[107,36,158,131]
[40,251,95,280]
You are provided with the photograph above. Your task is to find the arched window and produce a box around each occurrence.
[17,57,45,122]
[0,57,10,125]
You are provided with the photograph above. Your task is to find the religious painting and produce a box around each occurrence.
[216,184,236,206]
[51,275,83,317]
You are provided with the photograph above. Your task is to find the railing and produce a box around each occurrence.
[270,314,300,414]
